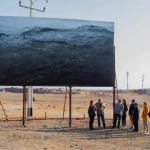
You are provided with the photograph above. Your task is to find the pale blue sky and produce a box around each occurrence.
[0,0,150,90]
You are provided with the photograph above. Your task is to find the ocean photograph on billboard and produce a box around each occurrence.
[0,16,114,86]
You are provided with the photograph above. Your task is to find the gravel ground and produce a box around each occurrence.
[0,118,150,150]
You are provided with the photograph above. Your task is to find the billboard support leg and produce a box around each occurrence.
[22,86,26,127]
[69,86,72,127]
[113,86,115,122]
[28,86,33,116]
[113,46,116,123]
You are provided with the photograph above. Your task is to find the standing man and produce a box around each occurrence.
[129,99,135,129]
[95,99,106,128]
[132,103,139,132]
[112,99,124,128]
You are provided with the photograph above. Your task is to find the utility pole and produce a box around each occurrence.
[142,74,145,90]
[19,0,48,116]
[19,0,48,17]
[30,0,33,17]
[126,72,129,91]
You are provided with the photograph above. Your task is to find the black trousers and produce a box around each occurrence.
[113,114,121,127]
[89,116,94,129]
[133,118,138,131]
[122,114,127,126]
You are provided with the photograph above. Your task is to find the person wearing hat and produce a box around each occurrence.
[88,100,96,130]
[141,102,149,134]
[132,103,139,132]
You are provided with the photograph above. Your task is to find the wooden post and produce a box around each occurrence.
[45,112,46,119]
[63,86,67,119]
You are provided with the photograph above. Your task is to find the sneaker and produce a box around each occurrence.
[112,126,115,128]
[141,130,146,133]
[133,130,138,132]
[122,126,126,129]
[145,132,149,135]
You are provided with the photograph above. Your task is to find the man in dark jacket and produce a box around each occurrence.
[129,99,135,129]
[132,103,139,132]
[88,100,96,130]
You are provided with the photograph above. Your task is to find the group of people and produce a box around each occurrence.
[88,99,106,130]
[88,98,149,133]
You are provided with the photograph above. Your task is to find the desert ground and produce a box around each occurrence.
[0,91,150,150]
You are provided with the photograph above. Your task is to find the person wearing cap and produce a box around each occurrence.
[95,99,106,128]
[129,99,135,129]
[88,100,96,130]
[132,103,139,132]
[141,102,149,134]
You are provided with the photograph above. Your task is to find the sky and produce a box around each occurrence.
[0,0,150,90]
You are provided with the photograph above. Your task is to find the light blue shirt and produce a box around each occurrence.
[115,103,124,114]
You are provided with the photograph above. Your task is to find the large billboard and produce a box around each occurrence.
[0,16,114,86]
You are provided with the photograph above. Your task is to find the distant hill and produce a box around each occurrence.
[0,87,112,95]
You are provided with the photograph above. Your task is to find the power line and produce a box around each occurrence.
[1,0,27,7]
[0,4,18,14]
[0,0,8,6]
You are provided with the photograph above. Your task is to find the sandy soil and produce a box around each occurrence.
[0,92,150,150]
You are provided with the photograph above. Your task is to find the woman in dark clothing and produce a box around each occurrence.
[88,100,96,130]
[132,103,139,132]
[129,99,135,129]
[122,99,128,127]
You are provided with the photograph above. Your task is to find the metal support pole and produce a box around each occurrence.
[30,0,33,17]
[127,76,128,91]
[22,86,26,127]
[142,74,144,90]
[113,86,115,120]
[113,46,116,121]
[28,86,33,116]
[126,72,129,91]
[69,86,72,127]
[24,88,26,119]
[19,0,47,16]
[31,86,33,116]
